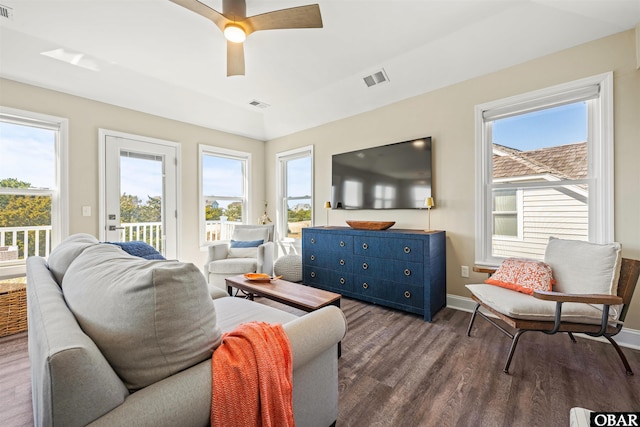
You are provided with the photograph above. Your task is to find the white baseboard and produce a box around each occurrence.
[447,294,640,350]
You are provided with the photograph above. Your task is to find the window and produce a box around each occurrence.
[475,73,613,265]
[276,146,313,253]
[492,189,521,238]
[0,107,68,277]
[199,145,250,245]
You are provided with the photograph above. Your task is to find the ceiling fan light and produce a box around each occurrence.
[224,24,246,43]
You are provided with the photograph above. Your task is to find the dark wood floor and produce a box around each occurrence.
[2,297,639,426]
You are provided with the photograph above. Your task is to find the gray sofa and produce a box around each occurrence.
[27,234,347,427]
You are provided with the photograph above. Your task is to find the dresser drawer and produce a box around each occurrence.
[353,279,424,310]
[303,251,352,272]
[354,256,423,285]
[303,232,353,255]
[304,267,353,293]
[353,236,423,262]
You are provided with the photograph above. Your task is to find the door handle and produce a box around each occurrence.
[108,225,125,231]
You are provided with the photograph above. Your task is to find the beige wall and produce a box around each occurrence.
[0,78,265,269]
[1,30,638,329]
[265,29,640,329]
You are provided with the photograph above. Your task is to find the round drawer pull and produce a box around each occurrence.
[339,259,345,266]
[362,243,368,250]
[362,282,369,289]
[310,271,316,278]
[404,290,411,299]
[340,277,346,285]
[404,269,411,276]
[404,246,411,254]
[362,263,369,270]
[339,241,345,247]
[310,254,315,261]
[310,238,315,244]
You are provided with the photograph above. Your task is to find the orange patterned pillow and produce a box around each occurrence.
[485,258,555,295]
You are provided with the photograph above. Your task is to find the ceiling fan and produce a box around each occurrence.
[170,0,323,76]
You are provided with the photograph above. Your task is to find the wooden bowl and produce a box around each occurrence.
[346,221,395,230]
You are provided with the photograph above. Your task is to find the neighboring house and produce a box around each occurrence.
[492,142,588,260]
[290,203,311,211]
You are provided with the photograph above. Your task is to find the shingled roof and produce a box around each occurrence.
[493,142,587,180]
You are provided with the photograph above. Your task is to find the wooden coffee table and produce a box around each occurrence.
[225,275,341,312]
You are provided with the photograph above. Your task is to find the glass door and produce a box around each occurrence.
[101,131,179,259]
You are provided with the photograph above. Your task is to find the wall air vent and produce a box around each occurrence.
[0,4,14,20]
[363,68,389,88]
[249,100,270,109]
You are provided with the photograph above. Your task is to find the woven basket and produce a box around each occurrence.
[0,281,27,337]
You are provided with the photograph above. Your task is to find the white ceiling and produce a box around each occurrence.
[1,0,639,140]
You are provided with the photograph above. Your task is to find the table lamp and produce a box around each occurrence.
[325,201,331,226]
[424,197,435,231]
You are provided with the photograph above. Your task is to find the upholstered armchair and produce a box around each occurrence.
[204,225,275,291]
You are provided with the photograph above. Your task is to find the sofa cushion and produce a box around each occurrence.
[62,244,221,391]
[485,258,555,295]
[208,257,257,274]
[47,233,98,284]
[105,241,166,260]
[544,237,622,295]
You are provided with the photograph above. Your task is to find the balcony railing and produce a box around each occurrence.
[0,226,52,260]
[0,220,242,264]
[119,222,163,252]
[205,220,241,242]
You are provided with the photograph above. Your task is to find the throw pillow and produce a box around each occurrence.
[228,239,263,258]
[544,236,622,295]
[485,258,555,295]
[105,241,166,260]
[47,233,99,283]
[62,243,221,391]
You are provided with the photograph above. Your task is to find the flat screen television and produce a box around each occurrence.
[331,137,432,210]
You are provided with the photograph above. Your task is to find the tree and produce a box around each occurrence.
[0,178,51,257]
[205,205,224,221]
[225,202,243,222]
[120,193,142,223]
[140,196,162,222]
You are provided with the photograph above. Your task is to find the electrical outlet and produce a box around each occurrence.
[82,206,91,217]
[461,265,469,278]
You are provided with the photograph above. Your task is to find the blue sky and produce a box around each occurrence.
[0,122,55,188]
[120,156,163,200]
[492,102,587,151]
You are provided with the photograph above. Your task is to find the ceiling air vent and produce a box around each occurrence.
[0,4,14,20]
[363,68,389,88]
[249,100,270,109]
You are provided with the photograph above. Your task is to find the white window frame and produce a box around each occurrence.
[275,145,314,246]
[198,144,251,247]
[475,72,613,266]
[0,106,68,276]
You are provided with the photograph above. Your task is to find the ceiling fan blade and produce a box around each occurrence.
[227,41,245,76]
[244,4,322,35]
[170,0,229,32]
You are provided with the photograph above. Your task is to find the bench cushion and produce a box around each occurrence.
[466,284,620,325]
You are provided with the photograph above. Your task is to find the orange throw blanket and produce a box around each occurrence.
[211,322,294,427]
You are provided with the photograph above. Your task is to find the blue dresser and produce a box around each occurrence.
[302,227,446,321]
